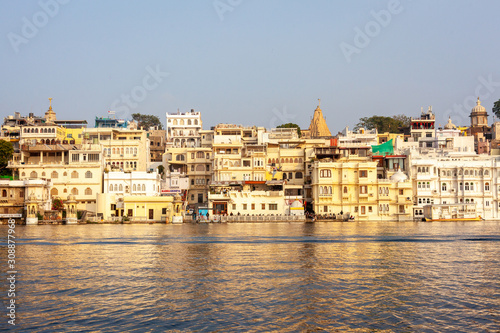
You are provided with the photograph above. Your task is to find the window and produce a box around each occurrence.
[243,204,247,210]
[232,204,236,210]
[441,183,447,191]
[261,203,265,210]
[485,170,489,176]
[360,186,367,194]
[320,170,331,178]
[51,171,58,179]
[399,205,405,213]
[361,206,365,214]
[71,171,79,179]
[269,204,278,210]
[71,188,78,195]
[343,186,348,194]
[485,182,490,191]
[85,188,92,195]
[109,184,113,192]
[295,172,303,179]
[30,171,37,178]
[191,179,194,185]
[399,189,404,195]
[324,206,328,212]
[251,203,255,210]
[368,206,372,213]
[176,155,185,161]
[191,165,194,171]
[50,188,58,196]
[85,171,92,178]
[360,170,367,178]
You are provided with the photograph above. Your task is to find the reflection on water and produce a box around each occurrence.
[1,221,499,332]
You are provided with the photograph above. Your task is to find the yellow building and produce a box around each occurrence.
[123,195,174,222]
[312,146,413,221]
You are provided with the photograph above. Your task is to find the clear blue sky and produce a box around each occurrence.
[2,0,500,133]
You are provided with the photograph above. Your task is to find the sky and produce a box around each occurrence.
[2,0,500,133]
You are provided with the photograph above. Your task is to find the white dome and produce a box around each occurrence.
[444,117,456,130]
[471,97,486,114]
[390,170,408,183]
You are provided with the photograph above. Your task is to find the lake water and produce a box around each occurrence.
[1,221,499,332]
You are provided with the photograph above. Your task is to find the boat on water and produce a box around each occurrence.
[423,203,483,222]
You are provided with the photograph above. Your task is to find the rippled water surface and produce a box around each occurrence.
[1,221,499,332]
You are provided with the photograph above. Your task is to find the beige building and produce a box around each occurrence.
[84,128,150,172]
[9,143,104,212]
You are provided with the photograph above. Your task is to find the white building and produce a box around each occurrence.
[104,171,162,197]
[166,109,202,148]
[410,149,500,220]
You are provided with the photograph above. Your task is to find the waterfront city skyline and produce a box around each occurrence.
[2,1,500,132]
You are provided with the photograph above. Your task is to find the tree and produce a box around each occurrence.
[354,115,407,133]
[277,123,301,137]
[0,140,14,176]
[157,165,165,178]
[131,113,163,130]
[493,99,500,119]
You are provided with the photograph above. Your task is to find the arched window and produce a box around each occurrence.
[441,183,447,191]
[194,119,198,125]
[134,148,138,155]
[173,119,178,125]
[447,171,451,177]
[50,188,58,196]
[470,183,474,191]
[294,158,298,163]
[329,186,332,194]
[112,148,116,154]
[51,171,58,179]
[319,187,323,195]
[126,148,129,155]
[119,184,123,191]
[30,171,37,178]
[343,186,348,194]
[71,188,78,195]
[417,167,421,173]
[85,188,92,195]
[289,173,293,179]
[42,172,46,177]
[485,170,489,176]
[465,182,470,191]
[71,171,78,179]
[485,182,490,191]
[2,189,6,197]
[85,171,92,178]
[114,184,118,191]
[63,172,67,177]
[21,172,25,178]
[133,184,137,191]
[180,119,184,125]
[465,170,469,176]
[109,184,113,192]
[188,119,192,125]
[295,172,303,179]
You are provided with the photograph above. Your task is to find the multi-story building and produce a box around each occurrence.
[409,149,499,220]
[84,128,150,172]
[9,143,104,212]
[410,106,436,146]
[311,143,413,221]
[104,171,161,197]
[166,109,202,148]
[148,129,166,162]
